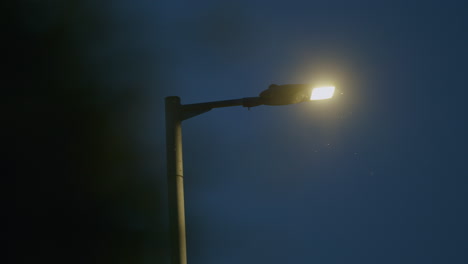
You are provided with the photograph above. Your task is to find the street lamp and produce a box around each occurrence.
[165,84,335,264]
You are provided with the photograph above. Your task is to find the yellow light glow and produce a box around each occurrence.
[310,86,335,100]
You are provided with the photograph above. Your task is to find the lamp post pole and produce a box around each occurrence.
[164,84,335,264]
[165,96,187,264]
[165,96,260,264]
[165,96,257,264]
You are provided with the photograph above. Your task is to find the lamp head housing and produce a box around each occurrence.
[259,84,335,106]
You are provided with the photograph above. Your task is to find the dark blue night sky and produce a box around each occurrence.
[8,0,468,263]
[157,1,468,263]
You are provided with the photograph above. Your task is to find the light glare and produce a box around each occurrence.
[310,86,335,100]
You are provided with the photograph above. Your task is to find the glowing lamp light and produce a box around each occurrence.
[310,86,335,100]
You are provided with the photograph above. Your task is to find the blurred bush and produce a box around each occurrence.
[5,1,166,263]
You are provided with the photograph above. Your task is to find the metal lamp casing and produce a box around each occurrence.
[259,84,312,105]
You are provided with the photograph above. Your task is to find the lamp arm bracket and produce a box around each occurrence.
[180,108,212,121]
